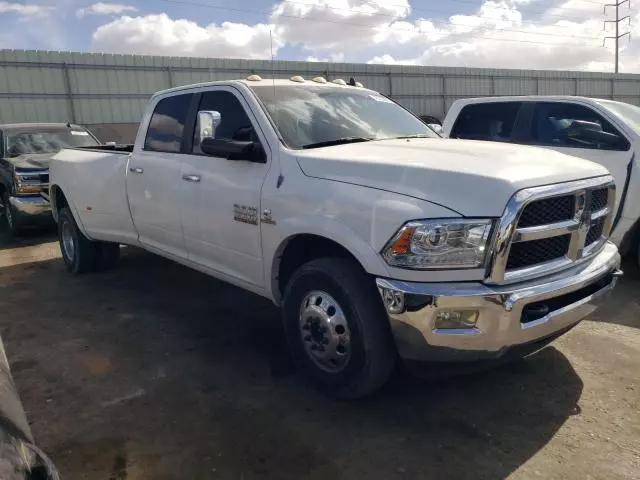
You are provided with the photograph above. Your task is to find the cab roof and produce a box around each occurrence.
[155,78,373,97]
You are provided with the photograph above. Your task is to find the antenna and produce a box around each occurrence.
[270,30,284,188]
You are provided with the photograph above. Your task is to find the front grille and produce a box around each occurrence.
[586,217,605,246]
[40,173,49,184]
[518,195,574,228]
[590,188,608,212]
[506,235,570,270]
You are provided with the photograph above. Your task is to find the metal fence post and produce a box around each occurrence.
[441,74,447,118]
[387,72,393,97]
[167,66,174,88]
[610,78,615,100]
[62,62,77,124]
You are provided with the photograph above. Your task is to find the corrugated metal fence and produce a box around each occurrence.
[2,49,640,141]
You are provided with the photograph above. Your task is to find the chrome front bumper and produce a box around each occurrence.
[376,242,621,362]
[9,195,52,222]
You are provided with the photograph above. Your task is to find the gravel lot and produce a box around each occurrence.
[0,231,639,480]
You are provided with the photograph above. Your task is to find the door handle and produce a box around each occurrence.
[182,174,201,183]
[129,167,144,174]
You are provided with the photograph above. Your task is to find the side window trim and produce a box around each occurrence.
[181,92,202,154]
[510,102,534,143]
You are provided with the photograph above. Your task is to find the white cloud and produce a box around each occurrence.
[306,52,345,62]
[77,2,138,18]
[0,1,52,16]
[92,13,284,58]
[270,0,411,52]
[85,0,640,72]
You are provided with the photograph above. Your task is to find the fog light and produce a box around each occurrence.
[379,287,405,314]
[434,310,479,330]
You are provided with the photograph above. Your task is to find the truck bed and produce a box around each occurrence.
[51,147,139,245]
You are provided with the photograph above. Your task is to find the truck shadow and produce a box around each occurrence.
[0,248,586,479]
[0,225,57,249]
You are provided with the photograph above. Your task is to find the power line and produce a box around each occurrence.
[603,0,632,72]
[155,0,604,44]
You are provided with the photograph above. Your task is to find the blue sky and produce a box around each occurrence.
[0,1,638,71]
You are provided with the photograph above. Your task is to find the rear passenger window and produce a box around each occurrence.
[531,102,629,151]
[144,93,193,153]
[451,102,522,141]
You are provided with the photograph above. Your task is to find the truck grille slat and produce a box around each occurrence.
[506,235,570,270]
[517,195,574,228]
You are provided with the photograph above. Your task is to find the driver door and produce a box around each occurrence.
[179,87,271,287]
[528,101,632,211]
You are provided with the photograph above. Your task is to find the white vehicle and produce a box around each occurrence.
[50,78,622,399]
[442,96,640,266]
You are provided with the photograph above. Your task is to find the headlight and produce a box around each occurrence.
[14,172,43,194]
[382,219,494,269]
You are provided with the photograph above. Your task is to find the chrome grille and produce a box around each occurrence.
[487,176,615,285]
[506,235,571,270]
[518,195,574,228]
[590,188,608,212]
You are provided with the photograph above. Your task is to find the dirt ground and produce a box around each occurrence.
[0,231,638,480]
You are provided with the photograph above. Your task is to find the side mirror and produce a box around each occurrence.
[428,124,443,135]
[201,137,266,163]
[567,120,621,146]
[197,110,222,141]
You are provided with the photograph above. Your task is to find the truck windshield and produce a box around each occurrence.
[6,128,99,157]
[597,100,640,136]
[249,85,438,149]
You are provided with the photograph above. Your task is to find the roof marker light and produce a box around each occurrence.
[332,78,347,85]
[290,75,305,82]
[312,76,327,84]
[246,74,262,81]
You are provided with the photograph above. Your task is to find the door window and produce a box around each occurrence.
[144,93,193,153]
[451,102,522,141]
[193,91,259,154]
[531,102,629,151]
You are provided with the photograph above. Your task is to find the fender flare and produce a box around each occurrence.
[267,216,391,304]
[49,183,93,240]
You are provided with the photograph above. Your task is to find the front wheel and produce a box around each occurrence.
[283,257,396,399]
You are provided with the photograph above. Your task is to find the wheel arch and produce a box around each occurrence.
[270,229,388,306]
[49,183,92,238]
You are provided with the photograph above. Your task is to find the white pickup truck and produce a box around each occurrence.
[442,96,640,266]
[50,77,622,398]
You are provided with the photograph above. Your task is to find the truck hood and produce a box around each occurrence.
[295,138,610,216]
[6,152,55,170]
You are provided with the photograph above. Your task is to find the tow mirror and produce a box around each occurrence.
[428,124,443,135]
[197,110,222,141]
[201,138,266,163]
[567,120,621,146]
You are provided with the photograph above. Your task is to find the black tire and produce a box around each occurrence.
[0,191,19,240]
[98,242,121,271]
[282,257,396,399]
[58,207,101,274]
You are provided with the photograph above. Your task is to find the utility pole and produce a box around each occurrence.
[604,0,631,73]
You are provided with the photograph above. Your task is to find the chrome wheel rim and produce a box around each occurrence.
[299,290,351,372]
[61,219,76,262]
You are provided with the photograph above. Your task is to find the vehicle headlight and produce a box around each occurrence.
[382,219,494,269]
[14,172,43,194]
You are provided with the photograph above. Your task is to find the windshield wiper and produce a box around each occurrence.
[300,137,374,149]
